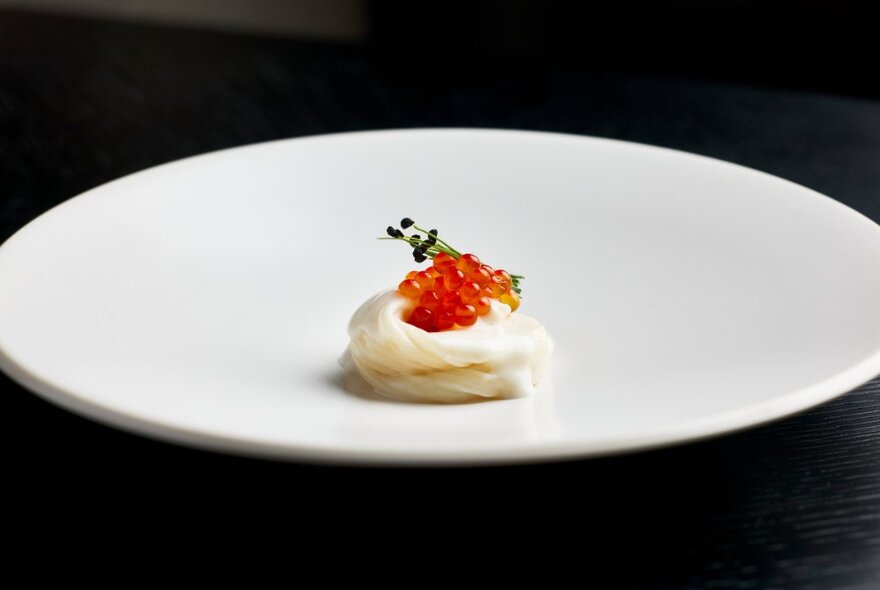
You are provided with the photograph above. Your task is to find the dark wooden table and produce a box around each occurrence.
[2,11,878,587]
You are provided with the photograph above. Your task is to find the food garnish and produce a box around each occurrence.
[381,218,524,332]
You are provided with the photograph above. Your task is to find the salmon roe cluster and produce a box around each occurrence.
[398,252,521,332]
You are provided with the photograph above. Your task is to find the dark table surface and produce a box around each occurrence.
[2,11,879,587]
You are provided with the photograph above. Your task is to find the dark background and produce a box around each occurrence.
[2,3,878,586]
[371,0,877,98]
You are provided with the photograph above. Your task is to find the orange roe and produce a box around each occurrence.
[432,252,456,273]
[396,251,520,332]
[474,296,492,316]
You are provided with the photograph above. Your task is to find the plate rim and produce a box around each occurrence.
[2,127,880,466]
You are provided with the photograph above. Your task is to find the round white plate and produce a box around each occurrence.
[2,129,880,465]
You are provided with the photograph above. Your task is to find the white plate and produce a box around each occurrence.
[2,129,880,465]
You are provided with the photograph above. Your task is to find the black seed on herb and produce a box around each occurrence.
[413,251,427,263]
[394,229,404,237]
[386,226,397,237]
[425,236,437,245]
[411,234,420,241]
[401,218,415,229]
[429,229,438,236]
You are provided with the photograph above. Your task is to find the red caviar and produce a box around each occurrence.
[474,296,492,316]
[432,252,457,273]
[443,268,465,291]
[419,290,441,309]
[435,310,456,331]
[459,281,482,304]
[398,279,421,300]
[408,306,435,331]
[456,253,482,275]
[467,267,491,288]
[454,304,477,326]
[396,250,522,332]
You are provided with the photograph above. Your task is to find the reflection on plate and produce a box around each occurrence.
[1,129,879,465]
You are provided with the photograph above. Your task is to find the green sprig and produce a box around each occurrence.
[380,217,524,295]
